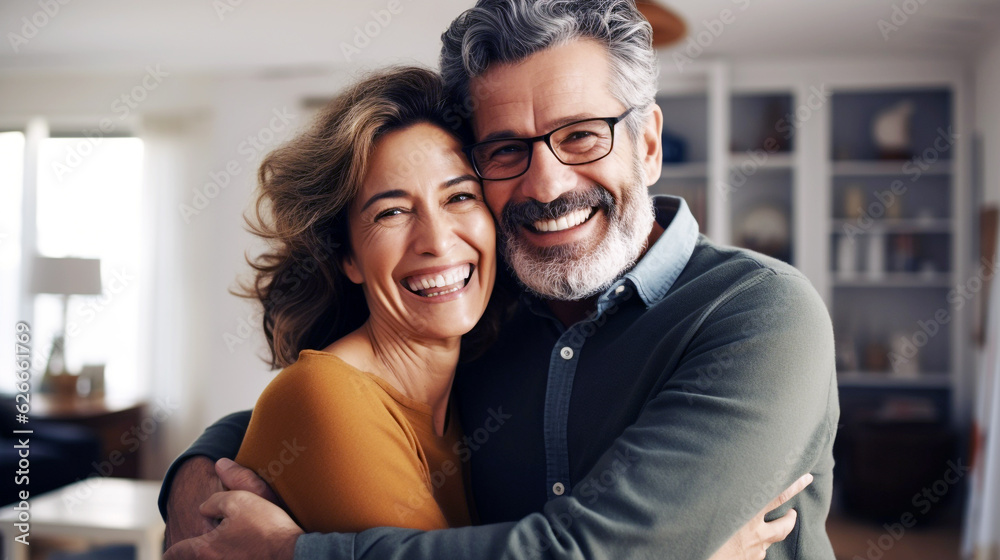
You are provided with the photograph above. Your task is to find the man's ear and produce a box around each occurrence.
[641,104,663,186]
[341,253,363,285]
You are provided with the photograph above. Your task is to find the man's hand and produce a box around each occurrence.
[163,487,303,560]
[164,456,225,549]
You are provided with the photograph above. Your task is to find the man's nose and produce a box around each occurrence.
[518,141,576,204]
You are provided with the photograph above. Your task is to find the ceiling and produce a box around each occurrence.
[1,0,999,76]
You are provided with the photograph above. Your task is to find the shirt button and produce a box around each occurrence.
[552,482,565,496]
[615,285,626,294]
[560,347,574,360]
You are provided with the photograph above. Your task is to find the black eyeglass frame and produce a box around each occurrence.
[463,107,635,181]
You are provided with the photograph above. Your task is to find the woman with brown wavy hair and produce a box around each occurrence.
[234,66,498,533]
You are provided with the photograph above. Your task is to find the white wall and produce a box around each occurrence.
[977,30,1000,208]
[0,68,356,478]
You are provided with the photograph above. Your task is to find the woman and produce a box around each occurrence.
[233,66,804,556]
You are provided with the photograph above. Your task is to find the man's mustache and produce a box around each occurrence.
[500,187,614,231]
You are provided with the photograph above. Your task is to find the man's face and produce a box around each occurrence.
[469,39,662,301]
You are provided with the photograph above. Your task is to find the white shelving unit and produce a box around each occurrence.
[651,57,972,427]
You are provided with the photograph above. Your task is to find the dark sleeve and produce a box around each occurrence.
[157,409,252,519]
[292,270,840,559]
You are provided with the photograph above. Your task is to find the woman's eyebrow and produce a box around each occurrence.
[443,174,479,188]
[360,189,408,212]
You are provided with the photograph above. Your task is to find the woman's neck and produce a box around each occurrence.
[330,319,460,437]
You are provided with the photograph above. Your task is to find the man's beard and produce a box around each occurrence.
[498,159,655,301]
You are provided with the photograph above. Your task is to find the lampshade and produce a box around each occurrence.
[30,256,103,295]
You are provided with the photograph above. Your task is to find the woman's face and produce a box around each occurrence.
[343,122,496,342]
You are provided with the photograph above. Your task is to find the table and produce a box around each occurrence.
[33,394,147,478]
[0,478,163,560]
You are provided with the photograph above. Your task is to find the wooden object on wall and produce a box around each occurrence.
[979,206,998,345]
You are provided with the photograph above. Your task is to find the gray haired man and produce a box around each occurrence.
[161,1,838,558]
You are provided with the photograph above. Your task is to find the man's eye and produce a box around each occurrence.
[489,142,527,159]
[562,130,596,143]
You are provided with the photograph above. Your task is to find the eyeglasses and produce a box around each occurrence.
[464,108,634,181]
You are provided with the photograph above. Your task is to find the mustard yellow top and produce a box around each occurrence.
[235,350,471,533]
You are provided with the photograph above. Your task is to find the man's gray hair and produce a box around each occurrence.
[440,0,658,142]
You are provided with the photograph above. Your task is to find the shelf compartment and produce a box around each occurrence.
[837,372,952,389]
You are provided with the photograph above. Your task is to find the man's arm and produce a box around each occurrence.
[160,410,253,547]
[171,269,838,560]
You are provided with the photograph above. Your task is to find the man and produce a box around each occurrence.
[162,1,839,558]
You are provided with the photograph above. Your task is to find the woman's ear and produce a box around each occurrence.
[341,253,364,285]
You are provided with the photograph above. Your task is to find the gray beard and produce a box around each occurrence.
[502,160,655,301]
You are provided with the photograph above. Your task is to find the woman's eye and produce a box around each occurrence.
[375,208,406,221]
[448,192,477,203]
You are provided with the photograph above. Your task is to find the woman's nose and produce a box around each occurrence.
[412,213,458,256]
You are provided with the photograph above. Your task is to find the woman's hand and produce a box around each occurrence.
[708,473,813,560]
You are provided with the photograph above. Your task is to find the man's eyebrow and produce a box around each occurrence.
[479,113,596,142]
[360,189,407,212]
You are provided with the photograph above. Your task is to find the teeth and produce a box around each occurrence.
[532,207,593,233]
[404,263,472,294]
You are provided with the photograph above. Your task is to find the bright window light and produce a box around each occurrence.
[0,132,25,394]
[35,137,145,398]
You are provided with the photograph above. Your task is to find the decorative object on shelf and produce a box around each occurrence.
[891,234,917,273]
[734,203,790,263]
[862,339,890,372]
[844,184,866,220]
[78,364,106,397]
[661,128,687,163]
[889,332,919,378]
[872,99,915,160]
[835,325,859,371]
[836,235,858,279]
[865,228,886,279]
[30,256,103,392]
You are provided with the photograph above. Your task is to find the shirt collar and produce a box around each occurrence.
[623,195,699,307]
[518,195,699,315]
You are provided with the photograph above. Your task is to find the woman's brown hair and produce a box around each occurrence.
[237,66,507,369]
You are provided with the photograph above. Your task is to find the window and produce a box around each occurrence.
[0,132,25,393]
[3,133,146,398]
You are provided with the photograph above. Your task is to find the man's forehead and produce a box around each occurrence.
[467,41,615,139]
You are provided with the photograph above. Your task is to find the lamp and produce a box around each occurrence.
[635,2,687,47]
[29,256,102,393]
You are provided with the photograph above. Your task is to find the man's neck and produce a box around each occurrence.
[546,219,666,327]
